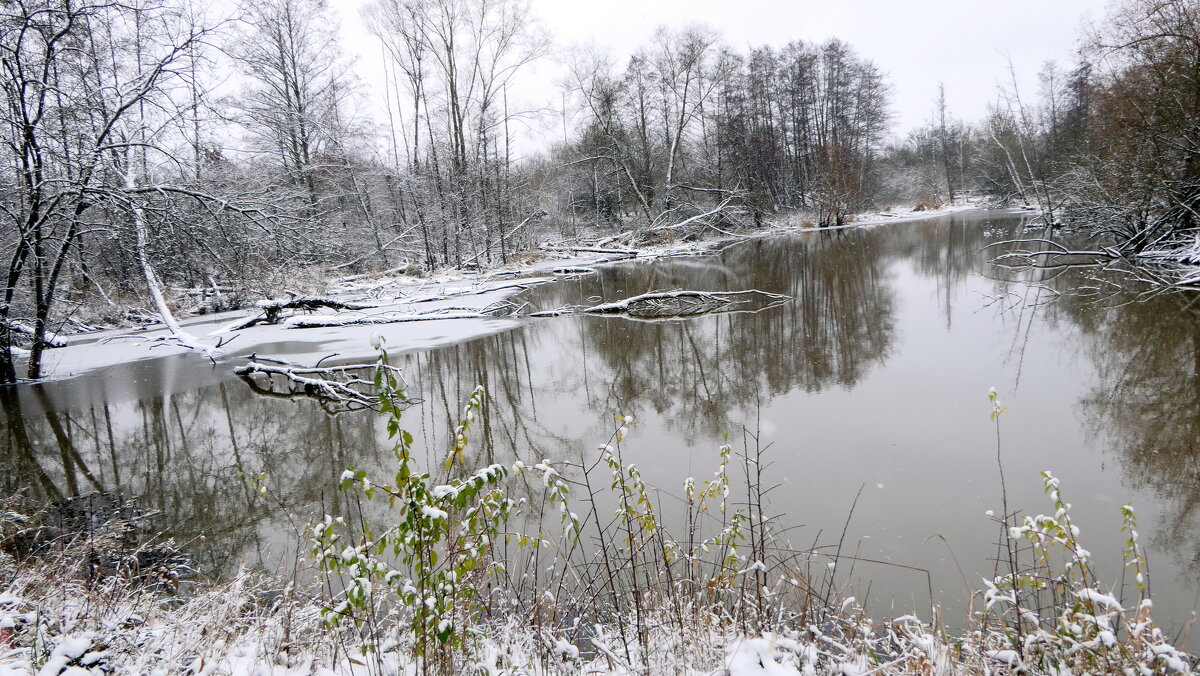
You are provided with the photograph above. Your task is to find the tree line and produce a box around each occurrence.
[2,0,1198,383]
[891,0,1200,260]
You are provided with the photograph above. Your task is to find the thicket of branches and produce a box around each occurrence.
[556,34,890,234]
[0,0,899,384]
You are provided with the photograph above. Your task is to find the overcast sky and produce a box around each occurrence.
[333,0,1105,152]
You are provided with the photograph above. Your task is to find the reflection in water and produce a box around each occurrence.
[410,228,907,447]
[0,381,380,575]
[1056,283,1200,582]
[3,211,1199,635]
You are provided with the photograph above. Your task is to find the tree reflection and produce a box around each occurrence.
[1060,284,1200,576]
[405,222,990,457]
[402,217,1022,473]
[0,212,1010,580]
[0,380,382,575]
[971,220,1200,584]
[579,230,902,437]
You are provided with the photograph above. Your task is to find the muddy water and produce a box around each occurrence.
[4,210,1200,638]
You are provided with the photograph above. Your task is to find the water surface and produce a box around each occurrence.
[4,210,1198,638]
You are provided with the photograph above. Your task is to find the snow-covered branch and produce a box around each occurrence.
[233,358,417,413]
[581,289,790,318]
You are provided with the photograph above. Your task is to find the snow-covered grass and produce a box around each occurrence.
[1,477,1191,675]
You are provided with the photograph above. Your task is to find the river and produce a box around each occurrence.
[3,209,1198,639]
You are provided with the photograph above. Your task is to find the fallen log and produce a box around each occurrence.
[284,302,520,329]
[4,320,66,348]
[233,358,417,414]
[539,244,639,255]
[552,266,597,277]
[219,296,379,332]
[580,289,791,319]
[594,230,634,247]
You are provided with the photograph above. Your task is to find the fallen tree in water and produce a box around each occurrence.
[233,357,416,413]
[282,290,792,327]
[283,302,522,328]
[214,285,789,335]
[582,289,789,317]
[219,295,380,331]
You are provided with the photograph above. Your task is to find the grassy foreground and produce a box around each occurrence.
[0,383,1194,675]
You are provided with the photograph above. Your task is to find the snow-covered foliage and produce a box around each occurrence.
[2,380,1193,674]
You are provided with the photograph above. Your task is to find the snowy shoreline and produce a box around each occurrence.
[28,203,987,383]
[0,459,1190,675]
[6,204,1196,675]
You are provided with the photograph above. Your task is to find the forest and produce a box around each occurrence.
[2,0,1199,385]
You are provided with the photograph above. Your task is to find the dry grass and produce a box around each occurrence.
[0,466,1194,674]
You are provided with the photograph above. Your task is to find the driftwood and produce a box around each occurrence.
[222,295,379,331]
[594,230,634,247]
[284,302,522,329]
[4,320,66,347]
[334,260,415,282]
[280,288,791,326]
[525,289,791,320]
[539,244,639,256]
[985,238,1119,270]
[173,285,235,297]
[233,357,418,414]
[552,266,597,277]
[581,289,790,318]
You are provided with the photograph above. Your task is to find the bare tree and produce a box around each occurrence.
[0,0,232,381]
[365,0,546,267]
[229,0,354,216]
[935,83,959,202]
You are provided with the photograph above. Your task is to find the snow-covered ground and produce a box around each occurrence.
[1,562,1189,675]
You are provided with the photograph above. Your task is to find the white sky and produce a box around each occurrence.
[332,0,1105,152]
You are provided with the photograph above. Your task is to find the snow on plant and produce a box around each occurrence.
[311,381,512,661]
[306,374,771,672]
[977,469,1193,673]
[309,345,581,669]
[682,439,748,576]
[3,381,1198,674]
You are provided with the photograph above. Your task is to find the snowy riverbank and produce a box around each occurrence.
[29,203,985,382]
[0,467,1192,675]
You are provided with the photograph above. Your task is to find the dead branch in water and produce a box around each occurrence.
[552,266,598,277]
[233,357,418,414]
[568,289,791,319]
[983,238,1120,270]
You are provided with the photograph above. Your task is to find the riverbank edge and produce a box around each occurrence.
[326,202,990,300]
[0,467,1192,675]
[20,203,989,382]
